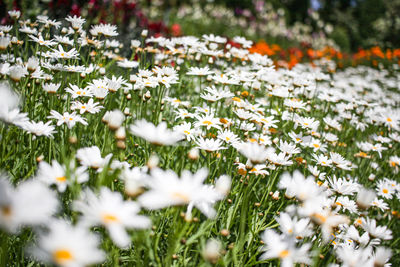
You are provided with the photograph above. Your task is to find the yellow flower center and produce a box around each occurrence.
[56,176,66,182]
[171,192,190,203]
[238,169,247,176]
[382,189,389,194]
[203,120,212,125]
[387,117,392,122]
[220,118,228,124]
[313,213,327,223]
[279,250,290,258]
[53,249,73,264]
[313,143,320,148]
[1,206,12,217]
[359,152,368,157]
[102,213,119,224]
[183,130,191,135]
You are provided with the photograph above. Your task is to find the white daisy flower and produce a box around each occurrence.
[73,187,151,248]
[31,219,105,266]
[361,218,392,240]
[22,120,56,138]
[195,137,227,152]
[259,229,311,265]
[130,119,184,146]
[76,146,112,170]
[0,176,58,233]
[48,110,88,129]
[138,168,227,219]
[35,160,68,192]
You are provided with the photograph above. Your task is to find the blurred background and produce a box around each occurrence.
[1,0,399,61]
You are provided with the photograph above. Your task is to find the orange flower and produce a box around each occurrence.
[371,46,384,58]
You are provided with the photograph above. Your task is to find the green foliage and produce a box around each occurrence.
[330,26,351,52]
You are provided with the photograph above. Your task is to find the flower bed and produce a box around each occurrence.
[0,10,399,267]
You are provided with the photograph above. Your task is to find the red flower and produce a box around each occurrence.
[171,23,181,37]
[70,3,81,16]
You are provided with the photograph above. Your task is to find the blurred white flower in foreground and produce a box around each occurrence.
[31,219,105,267]
[260,229,311,267]
[0,82,28,127]
[73,187,151,248]
[138,168,230,220]
[0,175,58,233]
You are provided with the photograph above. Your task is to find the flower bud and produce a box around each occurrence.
[143,90,151,101]
[220,229,230,236]
[103,109,125,130]
[9,65,27,82]
[99,67,105,75]
[202,239,222,264]
[368,173,375,181]
[115,127,126,140]
[36,155,44,162]
[27,57,39,72]
[131,40,141,48]
[215,175,231,196]
[141,29,148,37]
[116,140,126,149]
[356,188,376,210]
[272,191,280,200]
[188,148,199,160]
[69,136,78,144]
[147,154,159,169]
[0,37,11,50]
